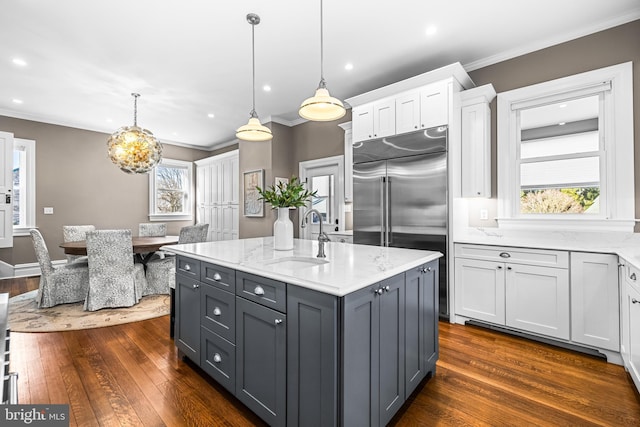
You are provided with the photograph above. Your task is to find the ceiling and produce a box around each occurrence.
[1,1,638,150]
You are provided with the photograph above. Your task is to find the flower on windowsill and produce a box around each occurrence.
[256,176,316,208]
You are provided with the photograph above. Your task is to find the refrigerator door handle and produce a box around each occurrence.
[386,176,392,246]
[380,176,385,246]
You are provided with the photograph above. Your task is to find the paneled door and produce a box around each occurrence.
[0,132,13,248]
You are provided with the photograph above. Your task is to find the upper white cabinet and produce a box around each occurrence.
[460,84,496,198]
[420,81,449,130]
[395,91,420,134]
[338,121,353,202]
[352,99,395,142]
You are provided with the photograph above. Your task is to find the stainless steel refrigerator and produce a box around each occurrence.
[353,126,449,318]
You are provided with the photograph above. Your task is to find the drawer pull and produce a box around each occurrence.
[384,285,390,292]
[375,288,384,295]
[254,285,265,296]
[192,283,199,289]
[213,273,222,281]
[213,307,221,316]
[499,252,511,258]
[184,264,191,271]
[275,319,283,325]
[632,299,640,304]
[631,273,637,281]
[213,353,222,363]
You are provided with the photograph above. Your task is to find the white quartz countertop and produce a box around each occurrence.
[162,237,441,296]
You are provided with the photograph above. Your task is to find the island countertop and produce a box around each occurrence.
[162,237,442,296]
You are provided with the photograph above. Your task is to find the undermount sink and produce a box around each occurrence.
[259,256,329,269]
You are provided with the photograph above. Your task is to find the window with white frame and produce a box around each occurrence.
[13,138,36,236]
[149,158,193,221]
[497,62,634,232]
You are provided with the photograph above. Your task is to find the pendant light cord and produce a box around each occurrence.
[320,0,324,81]
[251,19,256,115]
[132,93,139,126]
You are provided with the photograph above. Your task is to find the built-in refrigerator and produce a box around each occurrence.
[353,126,449,318]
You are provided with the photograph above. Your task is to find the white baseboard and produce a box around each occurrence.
[12,260,65,278]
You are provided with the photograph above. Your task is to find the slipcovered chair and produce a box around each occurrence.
[84,229,147,311]
[144,224,209,296]
[30,229,89,308]
[62,224,95,264]
[138,223,167,237]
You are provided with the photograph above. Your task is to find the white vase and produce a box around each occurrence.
[273,207,294,250]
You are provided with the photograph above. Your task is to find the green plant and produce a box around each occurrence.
[256,176,316,208]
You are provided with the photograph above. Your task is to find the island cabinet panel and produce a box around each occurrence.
[175,274,201,360]
[201,282,235,342]
[200,261,235,293]
[236,271,287,313]
[176,255,200,280]
[235,296,287,427]
[200,326,235,393]
[286,285,339,427]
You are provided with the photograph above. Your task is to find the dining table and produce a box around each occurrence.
[60,235,179,264]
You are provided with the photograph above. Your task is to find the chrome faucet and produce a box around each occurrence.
[302,208,330,258]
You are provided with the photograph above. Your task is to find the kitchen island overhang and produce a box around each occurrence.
[164,237,441,427]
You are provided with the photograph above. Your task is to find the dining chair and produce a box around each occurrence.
[62,225,95,264]
[144,224,209,296]
[30,229,90,308]
[84,229,147,311]
[139,223,167,237]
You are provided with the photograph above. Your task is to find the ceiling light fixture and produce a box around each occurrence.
[236,13,272,142]
[298,0,346,122]
[12,58,27,67]
[107,93,163,174]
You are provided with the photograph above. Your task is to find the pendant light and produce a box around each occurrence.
[236,13,273,142]
[107,93,163,174]
[299,0,346,122]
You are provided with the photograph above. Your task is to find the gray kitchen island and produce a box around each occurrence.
[162,237,441,427]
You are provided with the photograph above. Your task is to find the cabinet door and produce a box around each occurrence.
[396,91,420,134]
[625,281,640,391]
[236,297,286,427]
[461,102,491,197]
[570,253,619,351]
[379,274,405,427]
[373,98,396,139]
[352,105,374,142]
[201,327,235,394]
[287,285,338,427]
[505,264,569,340]
[454,258,505,324]
[422,261,439,371]
[405,266,425,398]
[201,283,235,342]
[420,81,448,129]
[175,275,200,361]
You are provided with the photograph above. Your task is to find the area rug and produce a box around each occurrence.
[8,290,170,332]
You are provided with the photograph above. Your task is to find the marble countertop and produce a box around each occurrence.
[162,237,441,296]
[454,228,640,269]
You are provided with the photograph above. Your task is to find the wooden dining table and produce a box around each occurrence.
[60,235,179,264]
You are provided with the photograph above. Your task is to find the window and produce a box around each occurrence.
[149,158,193,221]
[497,62,634,232]
[13,138,35,236]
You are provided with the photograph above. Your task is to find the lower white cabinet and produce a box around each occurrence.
[455,258,505,324]
[621,260,640,391]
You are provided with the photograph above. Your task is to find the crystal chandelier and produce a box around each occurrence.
[107,93,163,174]
[236,13,273,142]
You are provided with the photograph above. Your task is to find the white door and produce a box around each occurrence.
[0,132,14,248]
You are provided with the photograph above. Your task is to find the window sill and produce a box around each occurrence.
[148,214,193,222]
[496,217,636,233]
[13,227,35,237]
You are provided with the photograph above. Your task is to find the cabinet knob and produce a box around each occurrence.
[192,283,199,289]
[254,285,265,295]
[368,135,372,138]
[477,191,481,195]
[497,266,503,270]
[213,353,222,363]
[414,125,418,129]
[213,307,221,316]
[499,252,511,258]
[632,299,640,304]
[384,285,390,292]
[631,273,637,281]
[507,266,512,270]
[275,319,283,325]
[374,288,384,295]
[213,272,222,281]
[184,264,191,271]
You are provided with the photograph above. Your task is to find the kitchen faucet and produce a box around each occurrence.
[302,209,330,258]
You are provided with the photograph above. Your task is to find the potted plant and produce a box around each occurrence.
[257,176,316,250]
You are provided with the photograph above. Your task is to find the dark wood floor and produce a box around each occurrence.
[7,277,640,426]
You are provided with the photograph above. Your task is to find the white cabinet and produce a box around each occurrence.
[460,84,496,198]
[621,260,640,391]
[570,253,619,351]
[455,244,570,339]
[395,91,420,134]
[419,81,449,130]
[338,122,353,202]
[352,99,395,143]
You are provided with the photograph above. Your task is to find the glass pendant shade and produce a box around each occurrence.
[107,93,162,174]
[299,85,346,121]
[236,114,273,142]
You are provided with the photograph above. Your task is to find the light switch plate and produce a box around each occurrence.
[479,209,488,220]
[44,207,54,215]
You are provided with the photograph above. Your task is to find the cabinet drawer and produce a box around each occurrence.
[455,244,568,268]
[201,327,235,394]
[236,271,286,313]
[176,256,200,279]
[625,262,640,294]
[201,284,235,343]
[201,262,236,293]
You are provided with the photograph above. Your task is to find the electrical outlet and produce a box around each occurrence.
[479,209,488,220]
[44,207,54,215]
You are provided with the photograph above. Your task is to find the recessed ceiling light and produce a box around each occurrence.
[106,118,113,123]
[172,132,178,136]
[12,58,27,67]
[207,113,215,118]
[425,26,437,36]
[345,63,354,71]
[12,99,23,104]
[559,104,567,108]
[263,85,271,92]
[558,122,566,126]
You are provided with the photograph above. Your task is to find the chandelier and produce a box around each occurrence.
[107,93,163,174]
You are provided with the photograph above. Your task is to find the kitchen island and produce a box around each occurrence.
[162,237,441,427]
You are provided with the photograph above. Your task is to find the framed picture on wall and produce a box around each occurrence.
[243,169,264,217]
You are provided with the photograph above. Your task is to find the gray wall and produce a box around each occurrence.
[0,116,211,265]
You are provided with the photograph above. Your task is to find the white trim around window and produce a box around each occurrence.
[148,158,194,221]
[496,62,634,232]
[13,138,36,236]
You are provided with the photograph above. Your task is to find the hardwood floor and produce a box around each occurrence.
[7,278,640,426]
